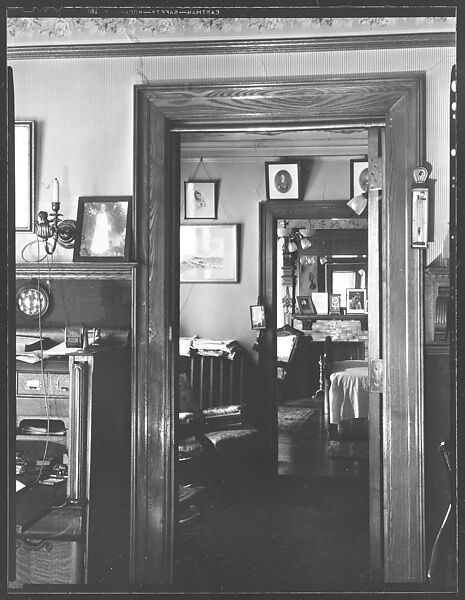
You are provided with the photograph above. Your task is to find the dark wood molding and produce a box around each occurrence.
[382,74,425,582]
[15,262,137,280]
[135,73,425,586]
[7,32,455,61]
[133,89,179,585]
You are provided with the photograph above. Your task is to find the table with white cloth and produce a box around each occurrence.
[328,360,369,425]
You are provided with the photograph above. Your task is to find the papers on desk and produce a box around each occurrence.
[16,341,76,363]
[42,341,78,356]
[16,480,25,493]
[16,350,45,364]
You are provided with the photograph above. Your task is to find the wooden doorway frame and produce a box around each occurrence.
[133,73,425,587]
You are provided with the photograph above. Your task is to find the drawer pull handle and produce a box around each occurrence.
[25,380,40,390]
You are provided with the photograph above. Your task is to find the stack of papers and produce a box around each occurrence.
[191,338,241,359]
[16,340,77,363]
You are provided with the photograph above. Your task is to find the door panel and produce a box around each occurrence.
[383,92,425,582]
[134,103,179,585]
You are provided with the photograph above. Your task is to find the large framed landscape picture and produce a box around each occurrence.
[180,224,239,283]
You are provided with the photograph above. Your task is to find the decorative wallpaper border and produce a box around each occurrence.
[7,16,453,42]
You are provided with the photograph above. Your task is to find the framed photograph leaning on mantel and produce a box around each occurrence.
[180,224,239,283]
[296,295,315,315]
[346,288,366,314]
[73,196,131,262]
[265,161,301,200]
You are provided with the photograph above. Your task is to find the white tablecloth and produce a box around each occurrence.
[329,360,369,425]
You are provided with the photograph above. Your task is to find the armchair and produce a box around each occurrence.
[179,345,263,486]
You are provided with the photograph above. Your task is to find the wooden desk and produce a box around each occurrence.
[12,347,131,589]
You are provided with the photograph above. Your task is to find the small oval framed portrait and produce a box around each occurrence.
[265,162,301,200]
[274,169,292,194]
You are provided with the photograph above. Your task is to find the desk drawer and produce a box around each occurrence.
[15,538,84,585]
[17,373,70,397]
[17,396,68,419]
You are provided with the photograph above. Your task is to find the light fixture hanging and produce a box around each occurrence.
[300,236,312,249]
[288,239,298,253]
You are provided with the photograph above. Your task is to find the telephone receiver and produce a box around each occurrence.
[65,324,101,349]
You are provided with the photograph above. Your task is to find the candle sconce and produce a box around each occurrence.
[35,180,76,255]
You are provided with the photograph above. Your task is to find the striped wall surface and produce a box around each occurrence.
[10,45,455,265]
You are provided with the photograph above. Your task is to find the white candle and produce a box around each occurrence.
[52,178,60,204]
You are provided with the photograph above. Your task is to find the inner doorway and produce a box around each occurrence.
[174,129,374,590]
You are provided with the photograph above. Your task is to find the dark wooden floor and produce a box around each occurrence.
[174,397,370,592]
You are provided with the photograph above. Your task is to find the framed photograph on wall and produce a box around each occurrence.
[265,161,301,200]
[73,196,131,262]
[346,288,366,314]
[184,181,217,219]
[296,296,315,315]
[180,224,239,283]
[350,158,369,198]
[15,121,35,232]
[250,305,266,330]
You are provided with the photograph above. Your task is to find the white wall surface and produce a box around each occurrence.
[11,45,454,266]
[179,157,350,354]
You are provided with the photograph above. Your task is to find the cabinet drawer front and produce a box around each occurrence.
[48,373,71,397]
[17,373,70,397]
[17,396,68,418]
[17,373,44,396]
[15,538,85,585]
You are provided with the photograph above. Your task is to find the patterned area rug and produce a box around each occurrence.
[277,406,318,432]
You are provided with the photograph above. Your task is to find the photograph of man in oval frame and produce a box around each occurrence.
[265,161,301,200]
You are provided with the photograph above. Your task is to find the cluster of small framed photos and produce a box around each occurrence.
[296,288,367,316]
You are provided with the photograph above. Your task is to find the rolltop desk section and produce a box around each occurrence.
[12,263,136,589]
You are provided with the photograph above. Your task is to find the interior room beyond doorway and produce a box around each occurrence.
[175,126,371,591]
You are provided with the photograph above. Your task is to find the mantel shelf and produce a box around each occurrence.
[16,262,138,280]
[293,313,368,320]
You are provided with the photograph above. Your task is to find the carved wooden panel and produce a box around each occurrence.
[145,77,420,124]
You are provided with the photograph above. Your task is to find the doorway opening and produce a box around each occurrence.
[173,126,375,591]
[133,74,425,587]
